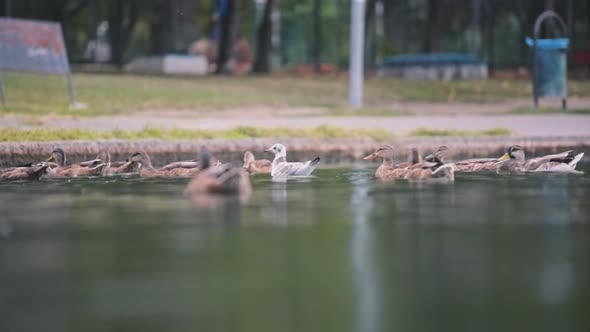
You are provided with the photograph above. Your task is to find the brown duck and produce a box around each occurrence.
[404,153,455,181]
[363,145,421,179]
[425,146,497,172]
[46,148,107,177]
[0,163,49,181]
[185,151,252,195]
[496,145,584,174]
[130,151,201,177]
[242,151,272,174]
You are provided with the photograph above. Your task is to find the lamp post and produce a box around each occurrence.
[348,0,365,109]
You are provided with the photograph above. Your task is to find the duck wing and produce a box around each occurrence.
[160,161,200,171]
[523,151,572,170]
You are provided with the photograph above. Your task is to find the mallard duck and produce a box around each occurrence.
[404,153,455,181]
[363,145,420,179]
[185,151,251,195]
[78,150,136,175]
[242,151,272,174]
[130,150,201,177]
[46,148,107,177]
[264,143,320,177]
[0,163,49,181]
[496,145,584,174]
[425,146,497,172]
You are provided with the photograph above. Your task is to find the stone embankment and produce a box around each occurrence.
[1,136,588,168]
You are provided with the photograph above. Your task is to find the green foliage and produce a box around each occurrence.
[409,127,512,137]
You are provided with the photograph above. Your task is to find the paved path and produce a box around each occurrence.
[2,114,590,137]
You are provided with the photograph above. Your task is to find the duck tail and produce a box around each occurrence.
[432,163,455,181]
[568,152,584,169]
[311,157,321,165]
[32,164,50,179]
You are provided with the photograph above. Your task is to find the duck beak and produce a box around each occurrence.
[497,153,510,162]
[363,153,377,160]
[424,153,434,162]
[264,148,272,153]
[46,155,55,162]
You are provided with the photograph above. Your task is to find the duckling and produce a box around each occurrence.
[363,145,419,179]
[0,163,49,181]
[242,151,272,174]
[496,145,584,174]
[264,143,320,177]
[185,151,251,195]
[46,148,107,177]
[130,151,201,177]
[425,146,497,172]
[404,154,455,181]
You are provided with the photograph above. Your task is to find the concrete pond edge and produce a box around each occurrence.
[1,136,589,168]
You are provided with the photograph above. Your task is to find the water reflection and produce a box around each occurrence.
[349,167,381,332]
[0,166,589,332]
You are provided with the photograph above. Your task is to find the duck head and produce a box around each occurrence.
[199,151,213,170]
[424,146,450,163]
[130,150,152,168]
[96,150,111,164]
[47,148,66,167]
[497,145,525,164]
[243,151,255,168]
[363,145,394,160]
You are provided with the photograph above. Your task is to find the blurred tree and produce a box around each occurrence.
[215,0,236,74]
[253,0,274,73]
[422,0,439,52]
[108,0,138,67]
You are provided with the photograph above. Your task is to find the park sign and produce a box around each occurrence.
[0,17,79,109]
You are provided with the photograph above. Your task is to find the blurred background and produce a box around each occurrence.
[1,0,589,77]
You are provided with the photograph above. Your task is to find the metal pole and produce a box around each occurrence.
[349,0,365,109]
[0,71,6,109]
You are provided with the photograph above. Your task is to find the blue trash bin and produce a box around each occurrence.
[526,11,569,109]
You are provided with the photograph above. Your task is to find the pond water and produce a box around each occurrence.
[0,165,589,332]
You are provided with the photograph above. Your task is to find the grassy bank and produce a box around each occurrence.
[0,126,515,142]
[2,72,590,116]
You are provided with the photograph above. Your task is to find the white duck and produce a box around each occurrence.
[264,143,320,177]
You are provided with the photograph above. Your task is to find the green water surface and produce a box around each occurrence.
[0,166,589,332]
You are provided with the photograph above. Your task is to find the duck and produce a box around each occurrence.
[130,150,201,177]
[185,151,252,195]
[496,145,584,174]
[264,143,320,177]
[0,163,50,181]
[242,151,272,174]
[363,145,421,179]
[403,153,455,181]
[79,150,137,175]
[425,146,498,172]
[46,148,107,177]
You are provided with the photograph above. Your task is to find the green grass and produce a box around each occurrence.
[510,107,590,115]
[0,125,516,142]
[0,126,393,142]
[2,72,590,116]
[409,127,512,137]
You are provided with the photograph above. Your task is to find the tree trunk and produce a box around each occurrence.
[364,0,378,70]
[109,0,138,68]
[422,0,439,52]
[215,0,236,74]
[312,0,321,73]
[253,0,274,73]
